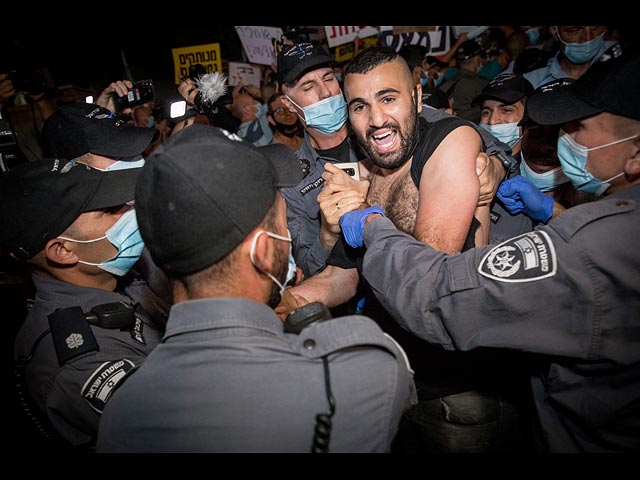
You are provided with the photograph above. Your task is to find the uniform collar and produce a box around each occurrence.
[164,297,285,341]
[32,274,132,311]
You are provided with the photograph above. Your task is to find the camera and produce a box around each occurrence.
[0,114,26,172]
[8,69,47,97]
[113,79,155,110]
[281,26,318,44]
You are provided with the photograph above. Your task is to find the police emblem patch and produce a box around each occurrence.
[81,359,135,413]
[478,231,557,282]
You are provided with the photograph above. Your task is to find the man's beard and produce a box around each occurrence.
[266,244,289,309]
[355,101,419,170]
[274,120,299,137]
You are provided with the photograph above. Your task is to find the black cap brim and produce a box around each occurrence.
[526,86,603,126]
[259,143,305,187]
[84,167,140,211]
[91,126,156,158]
[281,57,333,84]
[471,92,524,108]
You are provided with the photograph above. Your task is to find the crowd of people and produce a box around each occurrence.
[1,25,638,453]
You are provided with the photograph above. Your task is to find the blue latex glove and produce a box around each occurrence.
[497,175,554,223]
[339,205,386,248]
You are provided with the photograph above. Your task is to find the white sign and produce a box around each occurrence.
[228,62,262,87]
[452,26,489,39]
[235,26,283,66]
[324,26,379,48]
[380,26,451,56]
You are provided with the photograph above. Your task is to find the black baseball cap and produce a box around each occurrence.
[455,40,483,61]
[0,159,139,260]
[135,124,305,276]
[42,102,157,160]
[527,53,640,125]
[425,55,448,68]
[518,78,575,127]
[471,73,534,107]
[422,87,450,110]
[277,43,333,85]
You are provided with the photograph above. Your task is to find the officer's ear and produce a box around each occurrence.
[43,237,79,266]
[625,134,640,180]
[246,230,276,275]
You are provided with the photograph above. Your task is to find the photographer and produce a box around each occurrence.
[0,69,56,166]
[173,64,239,135]
[96,79,135,116]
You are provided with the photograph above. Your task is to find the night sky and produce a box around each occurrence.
[4,26,247,101]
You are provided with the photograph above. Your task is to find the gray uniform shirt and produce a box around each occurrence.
[96,298,415,453]
[13,275,165,446]
[282,133,361,278]
[361,185,640,452]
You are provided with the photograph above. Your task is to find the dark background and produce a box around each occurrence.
[5,22,638,100]
[3,26,249,101]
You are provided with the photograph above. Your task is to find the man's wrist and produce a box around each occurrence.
[319,228,339,249]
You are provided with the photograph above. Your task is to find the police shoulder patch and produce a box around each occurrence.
[81,359,135,413]
[478,230,557,283]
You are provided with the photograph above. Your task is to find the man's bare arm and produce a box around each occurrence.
[286,265,359,309]
[414,125,482,253]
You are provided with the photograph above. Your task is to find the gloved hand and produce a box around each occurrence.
[339,205,386,248]
[497,175,554,223]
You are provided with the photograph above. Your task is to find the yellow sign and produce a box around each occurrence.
[171,43,222,85]
[335,36,379,63]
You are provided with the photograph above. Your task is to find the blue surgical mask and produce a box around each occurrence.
[238,107,274,147]
[433,71,445,88]
[519,153,570,192]
[557,133,636,196]
[249,229,295,299]
[146,115,155,128]
[254,103,269,118]
[480,122,522,148]
[59,208,144,276]
[100,158,146,171]
[286,93,347,135]
[525,27,541,45]
[558,30,605,64]
[420,75,428,88]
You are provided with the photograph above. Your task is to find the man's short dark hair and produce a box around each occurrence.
[398,44,427,72]
[345,46,400,76]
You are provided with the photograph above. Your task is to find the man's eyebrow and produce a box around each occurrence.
[348,88,401,108]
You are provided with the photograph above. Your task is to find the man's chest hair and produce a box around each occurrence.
[367,167,419,235]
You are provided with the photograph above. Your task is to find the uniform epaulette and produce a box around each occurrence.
[48,306,99,367]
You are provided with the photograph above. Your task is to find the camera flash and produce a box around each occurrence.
[85,96,94,104]
[170,100,187,118]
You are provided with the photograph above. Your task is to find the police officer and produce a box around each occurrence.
[339,52,640,452]
[95,125,415,453]
[276,42,368,278]
[1,160,165,449]
[42,100,173,307]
